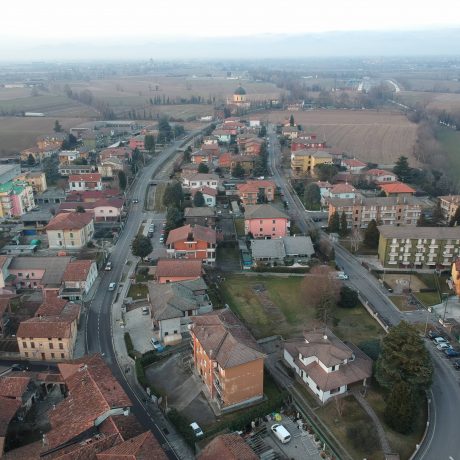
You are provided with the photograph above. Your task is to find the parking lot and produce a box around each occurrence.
[124,305,154,353]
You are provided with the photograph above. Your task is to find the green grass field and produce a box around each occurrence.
[437,127,460,179]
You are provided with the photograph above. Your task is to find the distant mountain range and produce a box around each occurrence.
[3,28,460,61]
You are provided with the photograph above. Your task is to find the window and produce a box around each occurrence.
[18,272,23,277]
[259,228,263,232]
[51,353,55,359]
[31,342,35,349]
[61,353,65,358]
[22,341,27,349]
[272,219,276,224]
[49,343,53,349]
[25,352,29,357]
[165,332,169,336]
[59,343,64,349]
[174,330,178,334]
[58,337,62,341]
[57,233,61,238]
[331,365,336,371]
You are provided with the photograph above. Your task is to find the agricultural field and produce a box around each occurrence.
[397,90,460,113]
[266,109,418,165]
[436,127,460,181]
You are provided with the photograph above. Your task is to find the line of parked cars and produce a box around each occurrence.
[428,331,460,364]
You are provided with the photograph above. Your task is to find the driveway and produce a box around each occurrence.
[145,352,216,426]
[125,306,153,354]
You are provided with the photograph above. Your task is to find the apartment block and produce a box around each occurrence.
[290,150,333,176]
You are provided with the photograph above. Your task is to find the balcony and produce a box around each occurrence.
[213,377,224,397]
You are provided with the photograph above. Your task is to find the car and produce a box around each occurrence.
[433,336,448,345]
[444,348,460,358]
[437,342,452,351]
[453,359,460,370]
[133,198,139,204]
[11,363,28,372]
[159,236,164,243]
[108,282,116,291]
[162,222,166,228]
[271,424,291,444]
[427,330,442,340]
[142,307,149,316]
[190,422,204,438]
[105,261,112,271]
[336,272,349,280]
[150,338,164,352]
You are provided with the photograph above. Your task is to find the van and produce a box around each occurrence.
[271,424,291,444]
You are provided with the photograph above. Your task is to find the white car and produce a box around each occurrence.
[190,422,204,437]
[433,337,448,345]
[108,282,116,291]
[437,342,452,351]
[105,261,112,271]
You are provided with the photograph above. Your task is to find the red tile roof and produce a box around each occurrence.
[67,190,121,202]
[330,183,355,194]
[166,224,216,245]
[366,168,395,176]
[0,375,30,399]
[198,434,258,460]
[35,291,68,317]
[156,259,202,279]
[96,431,168,459]
[0,397,21,436]
[45,212,93,231]
[342,159,367,168]
[379,181,416,194]
[63,260,94,282]
[59,198,124,213]
[69,173,102,182]
[191,186,217,197]
[237,180,276,193]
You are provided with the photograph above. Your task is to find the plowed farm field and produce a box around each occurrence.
[266,109,418,165]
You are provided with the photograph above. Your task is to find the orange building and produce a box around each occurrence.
[190,309,265,411]
[378,181,416,197]
[237,180,276,205]
[155,258,203,283]
[452,258,460,297]
[166,224,216,265]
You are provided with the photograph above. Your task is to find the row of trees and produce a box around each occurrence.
[163,182,185,237]
[328,213,380,248]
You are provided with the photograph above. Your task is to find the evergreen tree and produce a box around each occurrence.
[163,182,184,209]
[393,156,412,182]
[131,235,153,259]
[363,219,380,248]
[375,321,433,393]
[157,116,172,143]
[165,206,183,233]
[303,183,321,210]
[432,200,444,225]
[183,146,192,163]
[328,211,340,233]
[54,120,62,133]
[314,164,338,182]
[27,153,35,166]
[231,162,245,178]
[384,382,417,434]
[339,211,348,236]
[289,114,295,126]
[144,134,155,153]
[417,213,428,227]
[197,163,209,174]
[258,125,267,138]
[118,170,127,191]
[338,286,359,308]
[193,191,205,207]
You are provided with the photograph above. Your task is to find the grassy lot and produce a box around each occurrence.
[234,218,245,237]
[340,239,378,256]
[414,291,441,307]
[389,295,418,312]
[153,183,167,212]
[216,246,240,270]
[437,127,460,179]
[316,394,384,460]
[127,283,149,300]
[220,274,384,344]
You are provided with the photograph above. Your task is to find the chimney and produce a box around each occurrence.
[323,334,328,340]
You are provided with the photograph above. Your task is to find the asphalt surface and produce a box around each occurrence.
[267,125,460,460]
[85,132,203,460]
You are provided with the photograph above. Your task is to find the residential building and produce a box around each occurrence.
[20,145,58,163]
[251,236,315,265]
[66,189,120,203]
[58,164,93,176]
[34,188,66,205]
[291,139,327,151]
[184,207,216,227]
[166,224,216,264]
[237,180,276,206]
[46,212,94,249]
[198,434,258,460]
[1,354,168,459]
[328,195,422,229]
[15,171,47,193]
[201,142,220,156]
[68,173,103,191]
[8,256,72,291]
[329,183,356,200]
[439,195,460,221]
[219,153,256,175]
[58,198,124,221]
[379,181,416,197]
[378,225,460,269]
[60,260,98,301]
[36,133,66,151]
[0,164,21,185]
[21,209,54,232]
[16,297,81,361]
[363,168,397,183]
[316,181,333,206]
[155,258,203,284]
[148,278,212,345]
[191,186,217,207]
[244,204,290,239]
[190,309,265,411]
[129,135,145,150]
[0,181,34,217]
[281,126,299,139]
[213,129,232,143]
[452,258,460,297]
[99,146,132,161]
[341,158,367,173]
[99,157,125,178]
[249,118,261,128]
[191,149,213,165]
[203,135,219,145]
[284,329,372,403]
[182,173,219,190]
[58,150,88,165]
[290,150,333,176]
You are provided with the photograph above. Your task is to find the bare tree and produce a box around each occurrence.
[350,227,363,253]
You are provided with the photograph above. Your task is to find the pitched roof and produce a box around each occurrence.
[330,183,355,194]
[292,149,332,159]
[183,172,219,182]
[366,168,395,176]
[198,434,258,460]
[155,258,202,279]
[342,158,367,167]
[191,309,265,369]
[244,204,289,220]
[0,375,30,399]
[45,212,93,231]
[8,256,72,286]
[237,180,276,193]
[283,236,315,256]
[69,173,102,182]
[379,181,416,194]
[0,397,21,436]
[96,431,168,460]
[35,291,69,317]
[166,224,216,245]
[378,225,460,239]
[63,259,94,282]
[328,194,421,208]
[191,186,217,197]
[251,239,285,259]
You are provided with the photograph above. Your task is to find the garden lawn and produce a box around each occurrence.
[127,283,149,300]
[234,218,245,237]
[153,183,167,212]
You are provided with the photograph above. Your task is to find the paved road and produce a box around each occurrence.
[85,132,203,460]
[267,124,460,460]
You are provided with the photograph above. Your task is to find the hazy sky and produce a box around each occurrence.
[3,0,460,42]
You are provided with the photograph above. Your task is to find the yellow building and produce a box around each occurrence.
[291,149,333,176]
[16,171,48,193]
[452,259,460,297]
[16,295,80,361]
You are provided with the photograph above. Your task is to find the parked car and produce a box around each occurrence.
[108,282,116,291]
[444,348,460,358]
[453,359,460,370]
[437,342,452,351]
[159,236,164,244]
[142,307,149,316]
[150,338,164,352]
[190,422,204,438]
[427,330,442,340]
[11,363,28,372]
[105,261,112,271]
[271,424,291,444]
[133,198,139,203]
[433,337,448,345]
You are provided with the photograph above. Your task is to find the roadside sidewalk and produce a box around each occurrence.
[111,254,194,460]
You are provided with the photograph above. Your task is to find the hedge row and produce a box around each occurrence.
[252,266,310,273]
[124,332,135,359]
[167,409,196,448]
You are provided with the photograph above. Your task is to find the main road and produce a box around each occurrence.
[267,124,460,460]
[85,131,203,460]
